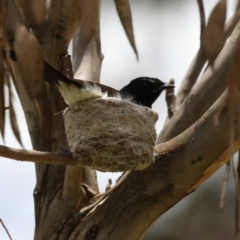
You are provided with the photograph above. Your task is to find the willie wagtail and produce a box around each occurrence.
[9,50,174,108]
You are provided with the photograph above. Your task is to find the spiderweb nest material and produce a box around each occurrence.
[63,97,158,172]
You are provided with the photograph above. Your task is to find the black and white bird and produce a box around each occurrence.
[9,50,174,108]
[43,61,174,108]
[119,77,173,108]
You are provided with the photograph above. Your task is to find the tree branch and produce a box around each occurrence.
[175,49,206,108]
[1,80,239,240]
[0,219,13,240]
[0,144,74,164]
[224,2,240,39]
[54,90,240,240]
[196,0,205,37]
[158,19,240,143]
[175,3,239,109]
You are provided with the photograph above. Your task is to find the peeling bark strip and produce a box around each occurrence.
[201,0,227,64]
[114,0,138,58]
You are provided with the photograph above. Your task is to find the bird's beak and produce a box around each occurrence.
[161,82,175,90]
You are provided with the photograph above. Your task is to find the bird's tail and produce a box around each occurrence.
[8,50,119,96]
[43,61,84,88]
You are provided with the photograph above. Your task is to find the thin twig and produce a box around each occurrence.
[196,0,206,37]
[105,178,112,192]
[0,219,13,240]
[165,79,176,118]
[219,160,230,210]
[0,144,74,165]
[67,54,73,79]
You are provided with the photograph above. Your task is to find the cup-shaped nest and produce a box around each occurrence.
[63,97,158,172]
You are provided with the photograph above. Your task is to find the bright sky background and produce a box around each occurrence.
[0,0,237,239]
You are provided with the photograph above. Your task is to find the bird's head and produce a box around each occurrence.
[120,77,174,108]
